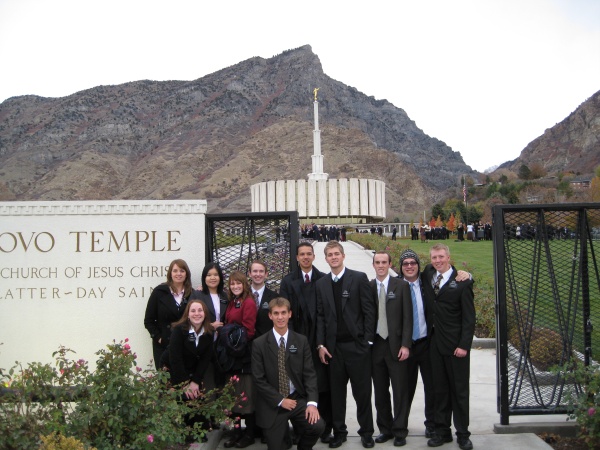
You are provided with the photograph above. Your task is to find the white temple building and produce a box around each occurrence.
[250,89,386,224]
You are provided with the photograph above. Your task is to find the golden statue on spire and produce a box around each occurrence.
[313,87,320,101]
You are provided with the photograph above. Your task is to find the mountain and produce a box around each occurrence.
[499,89,600,175]
[0,45,475,218]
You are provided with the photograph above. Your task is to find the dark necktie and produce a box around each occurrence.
[253,291,260,309]
[433,274,443,295]
[305,273,310,284]
[278,337,290,397]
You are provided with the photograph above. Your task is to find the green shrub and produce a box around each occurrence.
[0,340,240,450]
[39,432,96,450]
[562,360,600,448]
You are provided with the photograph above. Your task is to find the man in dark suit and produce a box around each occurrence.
[422,244,475,450]
[398,249,436,440]
[316,241,376,449]
[279,242,333,442]
[370,251,412,446]
[252,297,325,450]
[250,260,279,338]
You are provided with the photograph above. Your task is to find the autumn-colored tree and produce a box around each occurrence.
[429,217,436,228]
[435,215,443,227]
[446,213,456,233]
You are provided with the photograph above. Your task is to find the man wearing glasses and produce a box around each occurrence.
[398,249,470,445]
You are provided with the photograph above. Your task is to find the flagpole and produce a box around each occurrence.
[463,175,469,227]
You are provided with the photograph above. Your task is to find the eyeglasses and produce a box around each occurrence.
[402,261,418,267]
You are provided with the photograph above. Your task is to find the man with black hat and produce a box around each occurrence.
[398,249,470,443]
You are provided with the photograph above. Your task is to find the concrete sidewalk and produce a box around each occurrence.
[198,240,565,450]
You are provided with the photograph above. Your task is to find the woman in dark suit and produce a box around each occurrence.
[169,299,215,395]
[144,259,194,370]
[192,262,229,390]
[194,262,228,329]
[169,299,214,438]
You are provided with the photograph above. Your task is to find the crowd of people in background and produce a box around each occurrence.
[143,237,475,450]
[300,223,347,242]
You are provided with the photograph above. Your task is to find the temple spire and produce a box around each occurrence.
[308,88,328,181]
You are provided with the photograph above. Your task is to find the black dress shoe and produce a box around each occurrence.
[223,433,240,448]
[425,426,435,438]
[321,433,334,443]
[394,436,407,446]
[427,434,453,447]
[329,434,347,448]
[457,437,473,450]
[375,434,393,443]
[234,435,255,448]
[361,435,375,448]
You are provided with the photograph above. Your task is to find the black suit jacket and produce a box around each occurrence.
[252,329,319,428]
[144,284,190,349]
[369,277,413,356]
[315,268,376,353]
[421,264,475,355]
[255,287,279,338]
[168,324,213,386]
[279,266,325,346]
[191,289,228,323]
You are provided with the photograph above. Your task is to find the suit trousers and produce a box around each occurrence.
[264,397,325,450]
[406,338,435,428]
[371,335,409,437]
[329,340,374,437]
[429,338,471,439]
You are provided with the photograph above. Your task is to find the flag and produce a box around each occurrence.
[463,183,467,202]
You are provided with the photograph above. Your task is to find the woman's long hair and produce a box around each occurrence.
[172,299,214,335]
[166,259,193,297]
[227,270,251,302]
[201,262,225,294]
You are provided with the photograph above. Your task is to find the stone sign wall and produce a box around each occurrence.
[0,200,207,370]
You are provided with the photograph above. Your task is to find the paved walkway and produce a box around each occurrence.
[200,241,564,450]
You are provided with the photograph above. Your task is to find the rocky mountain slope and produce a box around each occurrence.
[499,89,600,175]
[0,45,476,217]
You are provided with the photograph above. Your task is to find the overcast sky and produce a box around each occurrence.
[1,0,598,172]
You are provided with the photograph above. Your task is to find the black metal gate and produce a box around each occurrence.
[205,212,299,292]
[493,203,600,424]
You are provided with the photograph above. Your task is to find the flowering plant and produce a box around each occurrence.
[564,360,600,448]
[0,339,241,449]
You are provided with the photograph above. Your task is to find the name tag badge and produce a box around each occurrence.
[449,281,457,289]
[261,302,269,309]
[342,290,350,299]
[387,292,396,300]
[188,333,196,342]
[289,345,298,354]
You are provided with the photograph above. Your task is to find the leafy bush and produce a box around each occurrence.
[563,360,600,448]
[40,432,96,450]
[0,340,240,450]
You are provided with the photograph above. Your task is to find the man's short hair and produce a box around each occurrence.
[250,260,268,272]
[372,251,391,263]
[324,240,344,256]
[296,242,314,255]
[268,297,291,312]
[430,243,450,256]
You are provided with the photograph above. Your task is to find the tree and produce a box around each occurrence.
[431,203,445,221]
[518,164,532,180]
[446,213,456,233]
[529,162,547,179]
[435,215,443,227]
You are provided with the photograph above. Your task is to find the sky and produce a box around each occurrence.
[0,0,598,173]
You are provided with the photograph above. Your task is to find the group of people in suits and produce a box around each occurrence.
[143,239,475,450]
